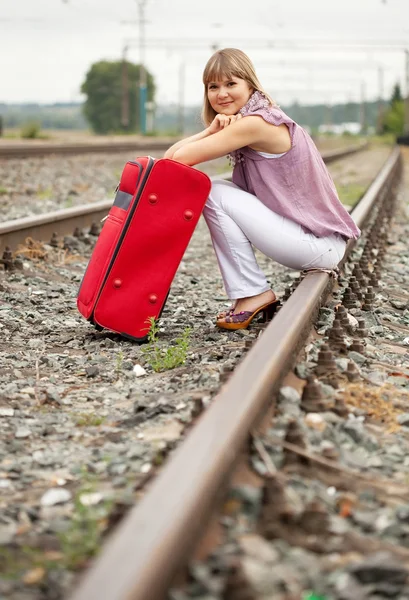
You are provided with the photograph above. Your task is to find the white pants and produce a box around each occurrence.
[203,179,347,300]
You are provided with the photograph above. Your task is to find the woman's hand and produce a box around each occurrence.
[207,113,242,135]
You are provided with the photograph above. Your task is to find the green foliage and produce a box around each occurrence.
[382,100,404,135]
[63,195,75,208]
[115,350,124,379]
[391,83,402,104]
[37,186,53,200]
[81,60,155,134]
[75,413,105,427]
[20,120,42,139]
[0,97,395,134]
[0,475,112,578]
[58,480,113,569]
[2,103,87,130]
[381,81,405,135]
[336,183,367,208]
[142,318,190,372]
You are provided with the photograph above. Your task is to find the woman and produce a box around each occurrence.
[164,48,360,331]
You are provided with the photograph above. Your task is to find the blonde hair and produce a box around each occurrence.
[201,48,275,126]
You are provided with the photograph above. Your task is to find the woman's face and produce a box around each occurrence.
[207,76,253,115]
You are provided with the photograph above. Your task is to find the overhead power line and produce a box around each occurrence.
[122,38,409,51]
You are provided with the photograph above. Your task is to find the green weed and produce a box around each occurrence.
[58,481,113,569]
[0,186,7,195]
[37,186,53,200]
[20,121,42,139]
[75,413,105,427]
[63,195,75,208]
[115,350,124,379]
[142,317,191,372]
[336,183,367,209]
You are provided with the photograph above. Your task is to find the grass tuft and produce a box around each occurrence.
[142,317,190,372]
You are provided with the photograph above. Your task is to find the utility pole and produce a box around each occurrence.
[405,49,409,134]
[377,65,384,135]
[359,80,366,134]
[121,44,130,129]
[178,62,185,135]
[137,0,148,135]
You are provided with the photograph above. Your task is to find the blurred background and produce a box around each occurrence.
[1,0,408,139]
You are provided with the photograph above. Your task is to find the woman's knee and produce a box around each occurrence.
[207,180,228,205]
[204,182,228,217]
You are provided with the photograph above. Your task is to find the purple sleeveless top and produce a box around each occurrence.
[231,91,361,240]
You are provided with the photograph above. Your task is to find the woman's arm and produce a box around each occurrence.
[164,113,244,159]
[164,129,212,159]
[171,116,267,166]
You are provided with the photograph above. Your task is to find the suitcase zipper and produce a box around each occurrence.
[93,157,155,317]
[101,182,120,222]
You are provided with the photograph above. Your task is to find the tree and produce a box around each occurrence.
[391,83,402,105]
[383,101,404,134]
[81,60,155,134]
[382,82,404,134]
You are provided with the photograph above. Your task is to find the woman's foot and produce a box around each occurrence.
[217,302,237,320]
[216,290,279,330]
[217,290,276,320]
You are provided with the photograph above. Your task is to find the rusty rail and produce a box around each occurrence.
[67,146,401,600]
[0,140,173,159]
[0,144,369,254]
[0,139,367,159]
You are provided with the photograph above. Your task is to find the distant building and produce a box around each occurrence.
[318,122,361,135]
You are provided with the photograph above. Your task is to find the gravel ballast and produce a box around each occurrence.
[169,147,409,600]
[0,144,391,222]
[0,143,398,599]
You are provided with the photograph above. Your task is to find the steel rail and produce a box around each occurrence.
[0,171,231,254]
[0,140,173,159]
[0,140,368,160]
[68,146,401,600]
[319,141,368,163]
[0,144,368,254]
[0,200,111,254]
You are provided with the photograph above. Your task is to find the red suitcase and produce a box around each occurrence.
[77,156,211,341]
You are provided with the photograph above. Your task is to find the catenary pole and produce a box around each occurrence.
[178,62,185,135]
[137,0,148,135]
[377,65,384,134]
[121,44,130,129]
[405,49,409,134]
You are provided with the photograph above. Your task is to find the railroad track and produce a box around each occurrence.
[0,140,174,159]
[61,147,404,600]
[0,143,368,254]
[0,139,367,160]
[0,142,403,599]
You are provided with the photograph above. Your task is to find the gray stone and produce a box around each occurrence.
[397,413,409,426]
[348,552,409,585]
[278,386,301,404]
[239,534,279,564]
[335,358,350,371]
[367,455,383,468]
[348,351,367,365]
[387,444,405,457]
[15,427,31,439]
[86,365,99,377]
[40,488,72,507]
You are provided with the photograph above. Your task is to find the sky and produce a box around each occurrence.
[1,0,409,107]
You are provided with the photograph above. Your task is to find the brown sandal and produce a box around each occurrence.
[216,300,280,330]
